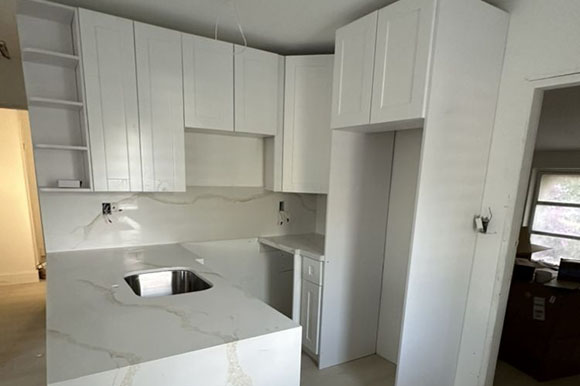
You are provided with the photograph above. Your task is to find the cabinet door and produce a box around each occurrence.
[79,9,141,192]
[301,280,322,355]
[135,22,185,192]
[283,55,333,193]
[330,11,378,129]
[234,46,283,136]
[183,34,234,132]
[370,0,435,124]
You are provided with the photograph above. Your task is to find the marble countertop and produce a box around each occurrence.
[258,233,325,261]
[47,243,298,384]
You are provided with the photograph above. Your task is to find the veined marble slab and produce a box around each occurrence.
[258,233,325,261]
[47,244,301,386]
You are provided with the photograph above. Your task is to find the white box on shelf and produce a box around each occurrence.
[57,179,81,188]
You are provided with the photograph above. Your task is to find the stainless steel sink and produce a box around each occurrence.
[124,269,212,298]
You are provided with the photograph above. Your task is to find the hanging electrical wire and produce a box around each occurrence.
[0,40,11,60]
[213,0,248,55]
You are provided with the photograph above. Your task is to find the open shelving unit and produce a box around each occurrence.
[17,0,93,192]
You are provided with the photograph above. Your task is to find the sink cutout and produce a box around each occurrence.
[124,269,212,298]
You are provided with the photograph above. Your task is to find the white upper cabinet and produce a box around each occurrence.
[183,34,234,132]
[135,22,185,192]
[79,9,142,192]
[283,55,333,194]
[330,0,436,130]
[330,11,378,129]
[234,46,284,136]
[370,0,435,124]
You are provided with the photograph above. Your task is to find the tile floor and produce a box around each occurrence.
[2,281,580,386]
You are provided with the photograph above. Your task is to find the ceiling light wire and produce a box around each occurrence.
[213,0,248,55]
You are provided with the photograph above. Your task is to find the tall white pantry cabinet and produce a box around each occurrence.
[322,3,508,386]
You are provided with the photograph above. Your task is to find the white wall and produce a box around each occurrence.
[0,0,27,109]
[0,109,38,285]
[185,132,264,187]
[534,86,580,151]
[39,186,317,253]
[315,195,327,235]
[457,2,580,386]
[376,129,422,364]
[184,238,294,317]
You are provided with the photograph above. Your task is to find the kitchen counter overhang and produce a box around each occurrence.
[47,243,300,385]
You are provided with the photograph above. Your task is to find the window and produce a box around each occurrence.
[530,172,580,266]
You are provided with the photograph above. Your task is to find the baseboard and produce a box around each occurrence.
[0,270,39,285]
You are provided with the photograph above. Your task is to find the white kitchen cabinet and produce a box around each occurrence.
[135,22,185,192]
[283,56,333,194]
[301,279,322,355]
[79,9,142,192]
[234,46,284,136]
[330,0,436,130]
[330,11,378,129]
[370,0,435,124]
[182,34,234,132]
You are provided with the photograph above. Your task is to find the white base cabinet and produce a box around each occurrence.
[301,279,322,355]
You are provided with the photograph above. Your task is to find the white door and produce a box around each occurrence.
[79,9,141,192]
[330,11,378,129]
[182,34,234,132]
[135,22,185,192]
[283,55,333,193]
[370,0,435,124]
[234,46,283,136]
[301,280,322,355]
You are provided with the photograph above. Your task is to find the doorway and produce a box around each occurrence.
[490,78,580,385]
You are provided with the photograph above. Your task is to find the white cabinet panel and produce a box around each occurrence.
[135,22,185,192]
[302,256,324,286]
[283,55,333,194]
[371,0,435,124]
[330,11,378,129]
[183,34,234,132]
[79,9,141,192]
[301,280,322,355]
[234,46,283,136]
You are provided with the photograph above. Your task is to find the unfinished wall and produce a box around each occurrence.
[0,109,38,285]
[457,2,580,386]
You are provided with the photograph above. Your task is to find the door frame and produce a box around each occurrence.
[477,71,580,386]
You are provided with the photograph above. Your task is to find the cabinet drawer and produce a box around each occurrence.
[302,257,323,286]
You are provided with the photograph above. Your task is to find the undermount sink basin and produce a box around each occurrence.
[124,269,212,298]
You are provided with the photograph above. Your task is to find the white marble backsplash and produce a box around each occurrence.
[40,187,317,252]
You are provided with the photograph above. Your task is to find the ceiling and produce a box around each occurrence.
[51,0,396,55]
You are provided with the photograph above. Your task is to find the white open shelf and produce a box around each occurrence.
[28,97,83,110]
[22,48,79,68]
[38,187,92,193]
[18,0,75,24]
[34,144,88,151]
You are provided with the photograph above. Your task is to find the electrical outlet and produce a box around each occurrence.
[102,202,112,215]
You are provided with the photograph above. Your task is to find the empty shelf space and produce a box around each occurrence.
[18,0,75,24]
[22,48,79,68]
[28,97,83,110]
[38,187,91,193]
[34,144,88,151]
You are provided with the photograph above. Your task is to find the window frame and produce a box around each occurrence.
[529,169,580,243]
